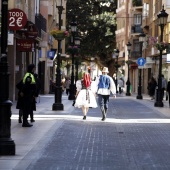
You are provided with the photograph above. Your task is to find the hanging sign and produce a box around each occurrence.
[8,8,27,30]
[16,39,34,52]
[25,21,38,39]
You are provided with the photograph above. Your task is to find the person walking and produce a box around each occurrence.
[147,77,157,100]
[96,67,116,121]
[118,78,124,94]
[74,72,97,120]
[162,74,167,100]
[20,64,37,127]
[65,77,71,95]
[167,79,170,107]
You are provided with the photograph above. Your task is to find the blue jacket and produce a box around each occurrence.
[98,75,110,89]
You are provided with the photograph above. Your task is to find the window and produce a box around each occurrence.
[134,14,141,25]
[133,40,140,51]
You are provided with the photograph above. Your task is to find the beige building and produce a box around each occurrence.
[116,0,170,95]
[0,0,66,101]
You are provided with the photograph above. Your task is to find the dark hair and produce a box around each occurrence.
[27,64,35,73]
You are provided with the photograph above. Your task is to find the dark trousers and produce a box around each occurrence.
[22,96,33,125]
[168,92,170,106]
[66,89,70,95]
[98,94,110,116]
[119,87,122,94]
[162,88,165,100]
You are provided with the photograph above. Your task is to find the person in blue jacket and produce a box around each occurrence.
[96,67,116,121]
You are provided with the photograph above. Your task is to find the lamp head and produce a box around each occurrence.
[70,20,77,33]
[139,32,146,42]
[157,5,168,25]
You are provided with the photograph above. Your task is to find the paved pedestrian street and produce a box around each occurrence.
[1,94,170,170]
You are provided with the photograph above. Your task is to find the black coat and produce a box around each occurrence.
[167,81,170,93]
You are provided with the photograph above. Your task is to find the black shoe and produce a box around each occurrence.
[18,118,22,123]
[83,116,86,120]
[101,117,106,121]
[22,123,33,127]
[30,119,35,122]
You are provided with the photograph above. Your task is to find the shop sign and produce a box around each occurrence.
[8,33,14,45]
[25,22,38,39]
[16,39,34,52]
[8,8,27,30]
[47,59,53,67]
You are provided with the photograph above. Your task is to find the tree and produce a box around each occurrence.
[66,0,117,76]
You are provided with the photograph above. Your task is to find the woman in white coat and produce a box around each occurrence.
[74,72,97,120]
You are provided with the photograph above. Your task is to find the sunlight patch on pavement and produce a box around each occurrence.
[11,115,170,123]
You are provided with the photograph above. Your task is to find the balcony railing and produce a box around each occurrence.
[131,25,143,34]
[35,13,47,38]
[131,51,141,59]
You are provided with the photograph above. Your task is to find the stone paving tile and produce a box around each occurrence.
[3,96,170,170]
[24,98,170,170]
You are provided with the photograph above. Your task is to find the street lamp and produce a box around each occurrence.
[68,19,77,100]
[136,33,145,99]
[74,35,81,82]
[126,42,132,96]
[0,0,15,155]
[114,49,120,93]
[52,1,64,110]
[155,5,168,107]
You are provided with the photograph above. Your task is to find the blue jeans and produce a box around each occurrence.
[98,94,110,114]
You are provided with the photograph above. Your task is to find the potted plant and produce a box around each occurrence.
[50,28,69,40]
[148,35,168,51]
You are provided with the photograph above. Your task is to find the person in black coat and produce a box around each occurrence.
[20,64,37,127]
[147,77,157,100]
[167,79,170,107]
[29,73,41,122]
[16,80,24,123]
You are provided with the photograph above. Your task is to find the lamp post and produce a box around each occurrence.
[0,0,15,155]
[74,35,81,82]
[155,6,168,107]
[126,42,132,96]
[114,49,120,93]
[52,1,64,110]
[68,19,77,100]
[136,33,145,99]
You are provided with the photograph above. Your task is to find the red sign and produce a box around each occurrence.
[16,39,34,52]
[25,22,38,39]
[8,8,27,30]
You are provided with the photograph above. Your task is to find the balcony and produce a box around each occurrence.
[131,50,141,59]
[132,0,142,7]
[131,25,143,34]
[35,13,47,39]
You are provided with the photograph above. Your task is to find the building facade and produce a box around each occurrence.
[0,0,67,101]
[116,0,170,95]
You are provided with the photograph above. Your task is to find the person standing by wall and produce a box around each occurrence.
[147,77,157,100]
[96,67,116,121]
